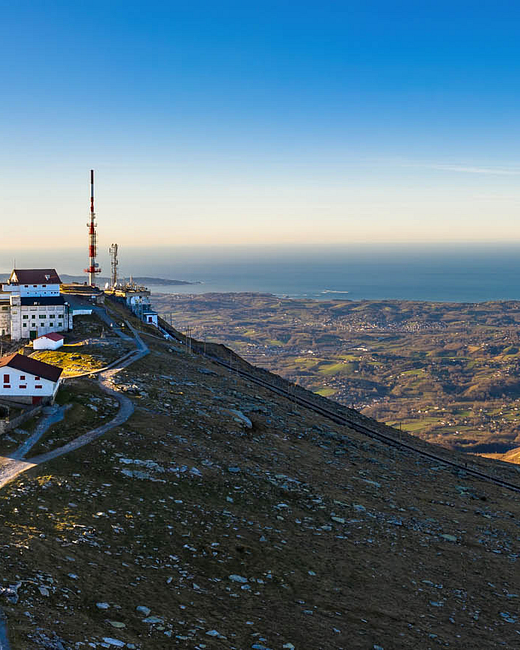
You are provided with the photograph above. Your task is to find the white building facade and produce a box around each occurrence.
[1,269,73,341]
[33,333,65,351]
[0,353,63,405]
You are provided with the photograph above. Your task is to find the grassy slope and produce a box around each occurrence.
[0,334,518,648]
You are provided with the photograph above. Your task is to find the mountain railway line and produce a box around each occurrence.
[156,319,520,496]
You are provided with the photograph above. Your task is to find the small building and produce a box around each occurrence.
[0,353,63,405]
[33,332,65,351]
[107,285,159,328]
[143,310,158,326]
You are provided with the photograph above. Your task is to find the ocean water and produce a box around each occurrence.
[5,243,520,303]
[140,243,520,303]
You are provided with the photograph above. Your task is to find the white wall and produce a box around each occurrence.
[33,337,64,351]
[2,283,60,297]
[0,366,59,398]
[10,299,72,341]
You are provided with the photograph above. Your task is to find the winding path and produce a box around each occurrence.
[0,319,149,489]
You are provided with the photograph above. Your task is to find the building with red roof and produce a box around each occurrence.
[0,353,63,405]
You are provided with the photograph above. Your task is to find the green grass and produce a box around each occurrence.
[315,387,338,397]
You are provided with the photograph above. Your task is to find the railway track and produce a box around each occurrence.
[157,321,520,495]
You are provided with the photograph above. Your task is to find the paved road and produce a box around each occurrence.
[92,306,134,341]
[0,315,149,489]
[11,405,69,460]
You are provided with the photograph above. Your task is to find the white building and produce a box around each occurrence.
[33,332,65,351]
[2,269,61,297]
[0,353,63,405]
[142,310,158,326]
[1,269,73,341]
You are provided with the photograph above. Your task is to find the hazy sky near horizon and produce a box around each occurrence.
[2,0,520,250]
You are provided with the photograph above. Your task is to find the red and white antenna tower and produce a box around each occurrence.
[84,169,101,285]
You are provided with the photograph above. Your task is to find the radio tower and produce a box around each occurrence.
[84,169,101,285]
[109,243,119,288]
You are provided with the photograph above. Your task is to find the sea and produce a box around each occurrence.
[140,243,520,303]
[5,243,520,303]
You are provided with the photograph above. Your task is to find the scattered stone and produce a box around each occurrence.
[143,616,164,624]
[229,574,248,583]
[102,639,125,648]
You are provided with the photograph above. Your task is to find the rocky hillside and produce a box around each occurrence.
[0,317,519,649]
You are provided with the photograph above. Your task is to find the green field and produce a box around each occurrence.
[153,293,520,457]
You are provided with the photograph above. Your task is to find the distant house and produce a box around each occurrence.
[0,353,63,405]
[1,268,73,340]
[143,310,158,326]
[33,332,65,351]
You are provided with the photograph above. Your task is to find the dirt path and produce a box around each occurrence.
[0,320,149,489]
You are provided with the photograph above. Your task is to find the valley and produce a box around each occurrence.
[153,293,520,459]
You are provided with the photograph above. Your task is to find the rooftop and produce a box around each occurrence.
[7,269,61,285]
[0,352,63,382]
[37,333,65,342]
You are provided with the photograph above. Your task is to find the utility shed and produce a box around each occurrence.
[33,332,65,351]
[0,353,63,405]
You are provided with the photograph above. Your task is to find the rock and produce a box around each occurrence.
[143,616,163,624]
[331,516,345,524]
[96,602,110,610]
[229,574,248,583]
[39,586,50,597]
[102,639,125,648]
[107,621,126,628]
[206,629,221,636]
[229,409,253,428]
[440,534,458,542]
[136,605,151,616]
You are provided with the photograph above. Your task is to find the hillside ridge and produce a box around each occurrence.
[0,304,517,648]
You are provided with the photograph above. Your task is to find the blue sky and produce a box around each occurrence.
[2,0,520,252]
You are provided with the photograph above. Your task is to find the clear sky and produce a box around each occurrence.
[2,0,520,251]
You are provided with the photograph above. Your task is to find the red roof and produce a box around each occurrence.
[0,353,63,382]
[8,269,61,285]
[38,333,64,342]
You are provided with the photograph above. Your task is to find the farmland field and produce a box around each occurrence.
[153,292,520,459]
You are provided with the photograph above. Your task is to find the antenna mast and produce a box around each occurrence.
[109,243,119,288]
[84,169,101,285]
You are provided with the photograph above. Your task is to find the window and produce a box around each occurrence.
[3,374,9,383]
[31,315,35,319]
[19,385,26,389]
[22,315,28,320]
[49,323,53,327]
[23,323,27,327]
[39,315,46,319]
[35,385,42,389]
[20,376,25,380]
[42,284,46,287]
[35,376,40,380]
[24,285,28,288]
